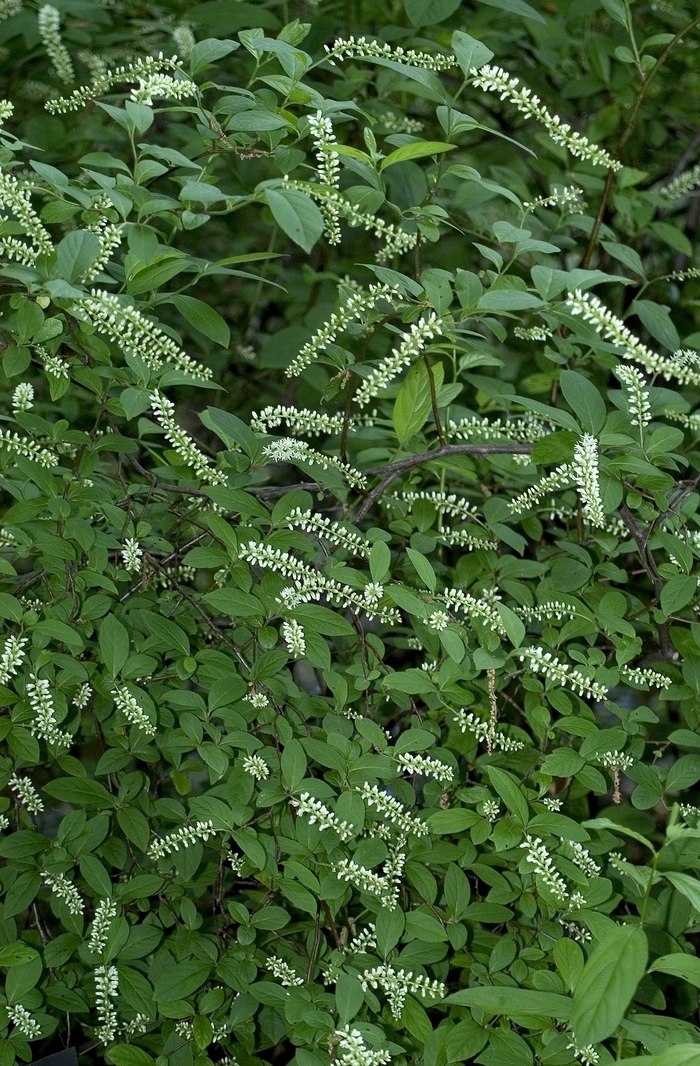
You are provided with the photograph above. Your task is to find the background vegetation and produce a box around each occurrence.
[3,1,700,1065]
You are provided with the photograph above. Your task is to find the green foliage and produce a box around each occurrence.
[2,2,700,1066]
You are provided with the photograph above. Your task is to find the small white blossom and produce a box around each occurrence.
[616,365,651,428]
[357,782,428,837]
[482,798,500,821]
[242,753,269,780]
[360,964,445,1019]
[0,172,52,265]
[38,5,74,83]
[513,325,552,341]
[27,674,72,747]
[567,842,600,878]
[281,508,369,557]
[520,834,569,904]
[264,438,366,489]
[567,1043,600,1066]
[453,709,525,752]
[94,964,119,1044]
[573,434,604,527]
[519,646,608,701]
[524,186,583,212]
[6,1003,41,1038]
[334,1025,391,1066]
[600,750,634,772]
[308,111,341,243]
[244,691,269,708]
[282,619,306,658]
[267,955,303,986]
[9,772,43,813]
[89,898,117,954]
[0,1,22,23]
[112,685,155,735]
[355,314,443,407]
[150,390,225,484]
[0,634,27,684]
[427,610,449,631]
[542,797,563,811]
[619,664,671,689]
[122,537,143,574]
[74,682,92,709]
[11,382,34,411]
[509,463,574,515]
[293,792,352,840]
[44,871,84,915]
[149,820,216,859]
[130,73,196,105]
[396,752,453,784]
[472,65,620,170]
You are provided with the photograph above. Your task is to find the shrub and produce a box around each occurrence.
[2,1,700,1065]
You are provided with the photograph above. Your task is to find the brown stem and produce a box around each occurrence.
[424,355,445,445]
[581,12,700,268]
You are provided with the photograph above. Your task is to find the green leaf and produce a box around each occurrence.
[451,30,493,73]
[392,360,444,445]
[661,575,697,616]
[153,959,212,1001]
[0,942,40,966]
[189,37,239,73]
[477,290,544,311]
[406,547,437,592]
[664,871,700,911]
[632,299,680,351]
[168,294,230,347]
[204,588,266,618]
[380,141,456,171]
[582,817,656,852]
[487,765,529,826]
[99,614,130,679]
[445,987,571,1017]
[476,0,545,23]
[336,971,364,1024]
[559,370,606,434]
[266,188,324,252]
[107,1046,157,1066]
[570,925,648,1045]
[43,777,115,808]
[405,0,462,24]
[55,230,101,284]
[649,953,700,988]
[497,603,525,647]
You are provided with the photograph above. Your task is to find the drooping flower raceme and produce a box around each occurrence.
[509,464,574,515]
[149,820,216,860]
[566,289,700,386]
[94,964,119,1044]
[88,898,118,954]
[660,163,700,201]
[122,538,143,574]
[519,646,608,701]
[573,434,604,527]
[44,871,84,915]
[0,172,53,265]
[282,508,369,557]
[267,956,304,987]
[324,36,456,70]
[263,438,366,489]
[38,5,74,83]
[0,633,27,684]
[242,754,269,781]
[355,314,443,407]
[9,772,44,813]
[308,111,341,243]
[282,619,306,658]
[616,364,651,428]
[78,290,211,380]
[292,792,352,840]
[520,834,569,904]
[0,1,22,23]
[11,382,33,412]
[471,65,620,170]
[27,674,72,747]
[112,685,155,735]
[360,964,446,1019]
[172,23,196,60]
[334,1026,391,1066]
[6,1004,41,1039]
[357,783,428,837]
[150,391,226,485]
[396,752,454,783]
[251,405,346,435]
[130,73,197,105]
[45,53,181,113]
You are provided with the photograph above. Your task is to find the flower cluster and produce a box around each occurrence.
[94,964,119,1044]
[520,834,569,903]
[396,752,453,783]
[122,537,143,574]
[616,364,651,428]
[660,163,700,201]
[285,181,418,262]
[266,956,304,986]
[519,646,608,701]
[394,489,479,523]
[130,73,196,105]
[11,382,33,412]
[517,601,578,622]
[509,463,574,515]
[150,391,226,485]
[482,798,501,821]
[172,24,196,60]
[282,619,306,657]
[619,664,671,689]
[566,289,700,386]
[293,792,352,840]
[45,53,181,113]
[44,871,84,915]
[308,111,341,243]
[567,842,600,878]
[263,438,366,489]
[344,924,377,955]
[9,772,43,813]
[239,541,399,623]
[38,5,74,83]
[325,36,456,70]
[27,674,72,747]
[355,314,443,407]
[334,858,390,898]
[242,753,269,780]
[567,1043,600,1066]
[74,682,92,709]
[427,610,449,631]
[88,897,118,954]
[523,186,584,211]
[472,65,620,170]
[376,110,424,134]
[282,508,369,557]
[37,345,68,381]
[78,290,211,379]
[0,1,21,23]
[149,820,216,859]
[357,782,428,836]
[250,405,346,435]
[447,414,550,443]
[437,528,498,551]
[0,633,27,684]
[285,280,402,377]
[6,1004,41,1039]
[360,964,446,1019]
[573,434,604,527]
[82,216,123,283]
[334,1026,391,1066]
[112,685,155,735]
[0,172,53,264]
[513,325,552,341]
[600,750,634,772]
[453,709,525,752]
[440,588,504,633]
